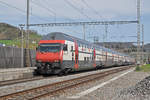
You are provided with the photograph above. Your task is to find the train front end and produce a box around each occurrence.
[35,40,65,75]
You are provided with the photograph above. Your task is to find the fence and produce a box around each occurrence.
[0,46,36,68]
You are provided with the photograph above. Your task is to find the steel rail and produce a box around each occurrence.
[0,76,45,87]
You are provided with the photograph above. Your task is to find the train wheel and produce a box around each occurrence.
[33,70,41,76]
[58,71,64,76]
[64,68,71,75]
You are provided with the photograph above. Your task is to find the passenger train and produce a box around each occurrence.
[35,32,135,75]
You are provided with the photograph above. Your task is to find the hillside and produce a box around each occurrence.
[0,23,19,39]
[95,42,136,49]
[0,23,42,48]
[95,42,137,53]
[144,43,150,52]
[0,23,42,40]
[96,42,150,60]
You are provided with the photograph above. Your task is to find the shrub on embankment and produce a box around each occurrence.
[135,64,150,72]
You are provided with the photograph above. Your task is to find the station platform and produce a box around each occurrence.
[0,67,36,81]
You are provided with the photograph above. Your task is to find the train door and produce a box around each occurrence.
[74,40,79,69]
[93,48,96,67]
[112,54,114,64]
[105,52,108,66]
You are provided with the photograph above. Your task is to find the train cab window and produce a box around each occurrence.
[63,44,68,51]
[39,43,61,52]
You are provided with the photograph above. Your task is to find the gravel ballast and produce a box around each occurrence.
[119,75,150,100]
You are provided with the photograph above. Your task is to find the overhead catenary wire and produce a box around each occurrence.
[0,0,50,22]
[41,0,56,15]
[32,0,75,22]
[31,0,57,22]
[31,0,55,16]
[81,0,103,19]
[0,1,26,14]
[64,0,93,21]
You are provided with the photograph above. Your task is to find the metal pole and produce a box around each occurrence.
[105,24,108,42]
[83,24,86,40]
[103,34,105,47]
[27,0,29,49]
[21,26,24,67]
[137,0,141,65]
[54,13,56,23]
[142,24,144,65]
[26,0,31,67]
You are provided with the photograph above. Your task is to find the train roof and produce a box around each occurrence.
[42,32,91,45]
[42,32,130,57]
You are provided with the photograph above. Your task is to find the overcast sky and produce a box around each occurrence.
[0,0,150,43]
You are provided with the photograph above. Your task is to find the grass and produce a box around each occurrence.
[0,39,39,49]
[0,32,42,49]
[135,64,150,72]
[0,40,19,46]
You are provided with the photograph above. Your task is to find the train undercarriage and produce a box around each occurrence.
[34,62,72,75]
[34,61,131,76]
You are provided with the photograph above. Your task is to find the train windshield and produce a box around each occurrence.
[38,43,61,52]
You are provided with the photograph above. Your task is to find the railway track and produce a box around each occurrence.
[0,76,45,87]
[0,66,133,100]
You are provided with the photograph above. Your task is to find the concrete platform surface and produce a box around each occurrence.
[0,67,36,81]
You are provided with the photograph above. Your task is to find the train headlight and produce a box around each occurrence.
[37,60,42,63]
[54,60,59,62]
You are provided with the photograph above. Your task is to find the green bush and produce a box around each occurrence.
[135,66,141,71]
[135,64,150,72]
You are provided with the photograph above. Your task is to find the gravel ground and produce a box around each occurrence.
[0,67,121,97]
[119,75,150,100]
[42,68,150,100]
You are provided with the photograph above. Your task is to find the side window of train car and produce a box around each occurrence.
[82,45,84,51]
[79,44,80,47]
[71,46,73,51]
[63,44,68,51]
[87,57,89,62]
[84,57,86,63]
